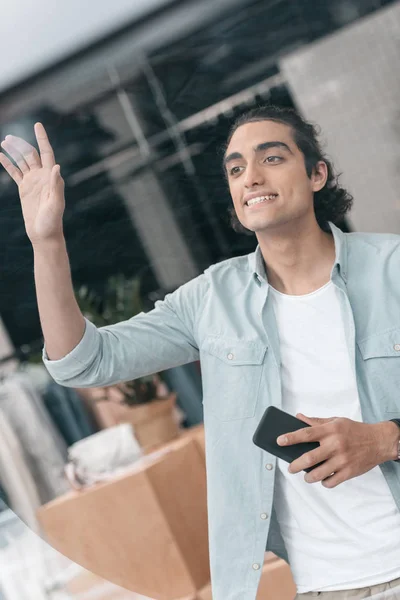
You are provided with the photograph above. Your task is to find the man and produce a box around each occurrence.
[1,105,400,600]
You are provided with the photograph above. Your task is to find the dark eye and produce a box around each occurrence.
[229,166,242,176]
[264,156,281,163]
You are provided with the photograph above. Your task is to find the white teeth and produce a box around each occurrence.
[246,195,277,206]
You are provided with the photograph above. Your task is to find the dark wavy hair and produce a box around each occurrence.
[223,105,353,235]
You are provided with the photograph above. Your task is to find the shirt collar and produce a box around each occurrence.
[248,221,348,284]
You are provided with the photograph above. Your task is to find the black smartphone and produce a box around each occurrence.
[252,406,325,473]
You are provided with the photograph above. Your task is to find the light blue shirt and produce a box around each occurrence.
[42,222,400,599]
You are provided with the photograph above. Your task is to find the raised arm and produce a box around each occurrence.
[0,124,208,389]
[0,124,86,360]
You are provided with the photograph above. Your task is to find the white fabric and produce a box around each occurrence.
[66,423,142,487]
[0,410,42,534]
[269,281,400,593]
[18,363,52,396]
[0,375,69,503]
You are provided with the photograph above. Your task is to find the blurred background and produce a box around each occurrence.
[0,1,399,598]
[1,0,399,352]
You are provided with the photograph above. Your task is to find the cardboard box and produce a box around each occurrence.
[166,424,205,461]
[80,391,181,452]
[65,568,146,599]
[65,555,296,600]
[66,567,196,600]
[38,435,210,600]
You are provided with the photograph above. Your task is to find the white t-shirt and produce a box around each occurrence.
[269,281,400,593]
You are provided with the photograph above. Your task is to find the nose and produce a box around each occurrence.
[243,160,265,189]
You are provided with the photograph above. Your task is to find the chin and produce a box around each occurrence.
[244,217,278,232]
[252,212,302,232]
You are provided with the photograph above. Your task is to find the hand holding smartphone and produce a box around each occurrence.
[253,406,326,473]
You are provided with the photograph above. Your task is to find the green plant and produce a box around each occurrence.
[74,274,163,405]
[75,274,143,326]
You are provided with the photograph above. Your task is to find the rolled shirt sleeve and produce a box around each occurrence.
[42,273,208,388]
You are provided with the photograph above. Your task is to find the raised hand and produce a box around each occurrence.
[0,123,65,246]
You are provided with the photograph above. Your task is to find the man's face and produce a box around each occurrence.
[224,120,326,234]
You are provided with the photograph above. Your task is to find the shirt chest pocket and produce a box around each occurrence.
[200,336,268,421]
[358,327,400,414]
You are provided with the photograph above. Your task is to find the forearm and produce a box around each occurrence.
[33,237,86,361]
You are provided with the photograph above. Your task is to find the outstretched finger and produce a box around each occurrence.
[34,123,55,169]
[277,423,323,446]
[1,139,29,173]
[2,135,41,170]
[0,152,23,185]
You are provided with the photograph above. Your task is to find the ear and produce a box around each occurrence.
[311,160,328,193]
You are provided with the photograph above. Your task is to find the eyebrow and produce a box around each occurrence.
[223,141,293,168]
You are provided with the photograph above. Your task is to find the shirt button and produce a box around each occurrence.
[394,344,400,352]
[252,563,260,570]
[227,353,234,360]
[260,513,268,520]
[265,464,273,470]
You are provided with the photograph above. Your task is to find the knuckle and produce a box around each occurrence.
[306,454,314,467]
[335,439,343,453]
[333,437,344,453]
[304,428,313,440]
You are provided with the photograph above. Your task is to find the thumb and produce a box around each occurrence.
[296,413,337,425]
[50,164,64,194]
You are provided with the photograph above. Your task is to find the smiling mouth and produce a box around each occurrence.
[245,194,278,207]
